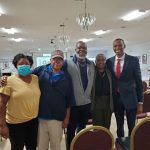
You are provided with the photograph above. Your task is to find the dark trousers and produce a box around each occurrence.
[67,103,91,150]
[7,118,38,150]
[92,96,112,129]
[114,93,137,137]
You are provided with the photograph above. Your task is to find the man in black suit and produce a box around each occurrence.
[107,38,143,137]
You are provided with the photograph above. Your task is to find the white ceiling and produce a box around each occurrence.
[0,0,150,54]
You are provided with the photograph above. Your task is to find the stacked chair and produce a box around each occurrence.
[136,92,150,120]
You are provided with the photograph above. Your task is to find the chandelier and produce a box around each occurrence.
[76,0,96,31]
[59,24,70,46]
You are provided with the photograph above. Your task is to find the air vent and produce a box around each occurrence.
[74,0,83,1]
[1,35,6,37]
[120,26,126,29]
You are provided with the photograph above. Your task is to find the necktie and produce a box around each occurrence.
[116,59,121,79]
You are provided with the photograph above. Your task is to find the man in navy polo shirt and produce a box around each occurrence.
[32,50,75,150]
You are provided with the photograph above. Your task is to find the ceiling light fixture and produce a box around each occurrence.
[121,10,149,21]
[0,6,4,16]
[1,28,18,34]
[10,38,24,42]
[93,30,110,35]
[76,0,96,31]
[59,23,70,46]
[79,38,93,42]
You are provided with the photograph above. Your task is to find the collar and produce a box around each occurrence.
[47,64,64,75]
[115,53,125,61]
[72,54,91,64]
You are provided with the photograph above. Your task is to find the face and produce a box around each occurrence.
[51,57,64,71]
[75,42,87,60]
[113,39,125,57]
[17,58,31,76]
[17,58,30,67]
[95,54,106,70]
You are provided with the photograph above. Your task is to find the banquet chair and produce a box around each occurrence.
[115,117,150,150]
[70,126,115,150]
[136,92,150,120]
[130,117,150,150]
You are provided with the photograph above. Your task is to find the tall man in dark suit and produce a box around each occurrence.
[107,38,143,137]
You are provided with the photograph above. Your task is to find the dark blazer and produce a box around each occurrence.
[107,54,143,109]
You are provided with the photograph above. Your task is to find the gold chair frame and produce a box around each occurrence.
[130,117,150,150]
[70,125,115,150]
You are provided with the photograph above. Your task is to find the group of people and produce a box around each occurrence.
[0,38,143,150]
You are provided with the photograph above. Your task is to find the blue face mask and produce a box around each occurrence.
[17,65,31,76]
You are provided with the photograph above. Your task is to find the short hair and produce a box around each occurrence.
[76,41,87,48]
[12,53,27,68]
[113,38,126,48]
[96,53,106,60]
[26,55,34,67]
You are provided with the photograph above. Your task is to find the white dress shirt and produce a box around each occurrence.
[114,53,125,74]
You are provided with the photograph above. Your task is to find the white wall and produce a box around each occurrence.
[0,51,28,74]
[0,43,150,81]
[126,44,150,81]
[105,43,150,81]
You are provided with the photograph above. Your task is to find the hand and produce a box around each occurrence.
[0,125,9,139]
[137,104,143,114]
[0,76,8,87]
[62,117,69,129]
[144,90,150,94]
